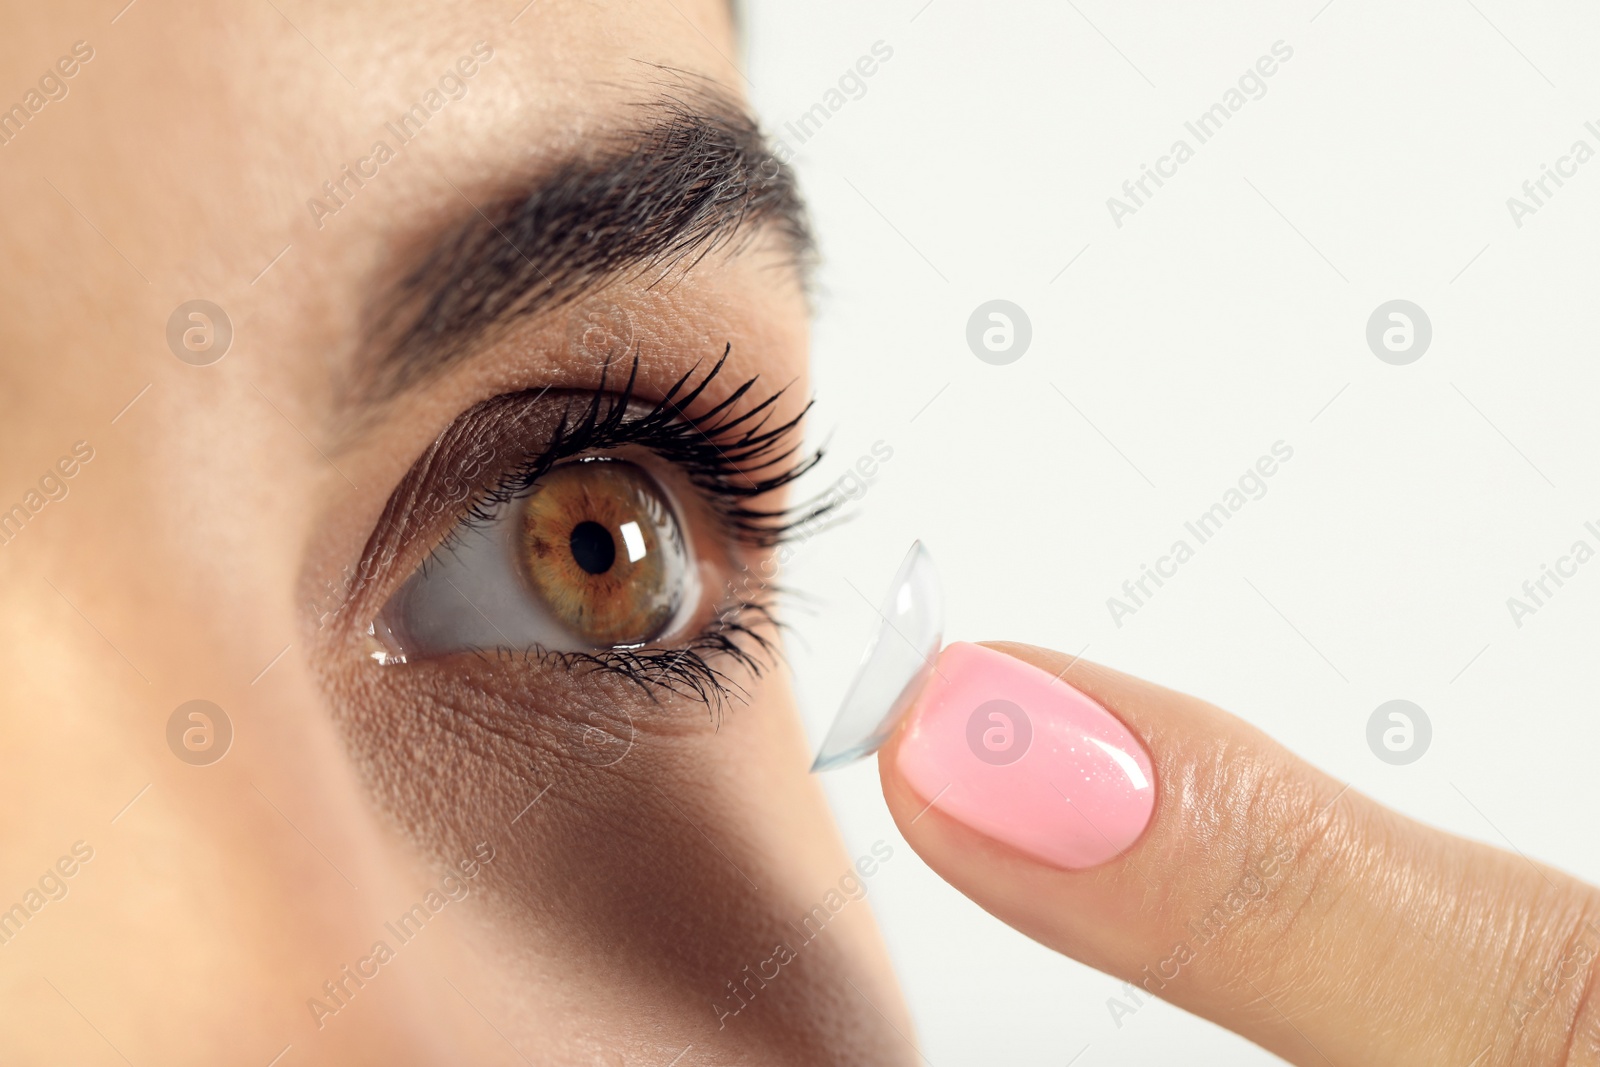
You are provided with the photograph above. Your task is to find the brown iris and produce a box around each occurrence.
[519,460,688,647]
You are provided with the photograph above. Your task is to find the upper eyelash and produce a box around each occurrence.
[455,346,831,548]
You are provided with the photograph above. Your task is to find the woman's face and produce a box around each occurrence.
[0,2,912,1061]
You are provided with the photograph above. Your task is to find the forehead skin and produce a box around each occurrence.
[0,2,911,1063]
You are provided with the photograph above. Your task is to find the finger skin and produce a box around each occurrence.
[879,641,1600,1067]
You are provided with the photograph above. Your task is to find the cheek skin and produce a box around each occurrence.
[319,653,912,1062]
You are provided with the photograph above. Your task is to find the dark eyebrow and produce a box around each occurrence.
[357,84,811,403]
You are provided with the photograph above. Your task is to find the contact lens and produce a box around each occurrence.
[810,541,943,773]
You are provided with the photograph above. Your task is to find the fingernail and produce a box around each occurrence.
[895,642,1155,870]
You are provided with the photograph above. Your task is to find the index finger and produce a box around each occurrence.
[878,641,1600,1067]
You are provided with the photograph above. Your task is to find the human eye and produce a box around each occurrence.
[361,353,823,700]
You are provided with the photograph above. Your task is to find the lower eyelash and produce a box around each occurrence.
[473,588,784,713]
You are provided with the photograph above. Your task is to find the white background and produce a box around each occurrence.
[747,1,1600,1063]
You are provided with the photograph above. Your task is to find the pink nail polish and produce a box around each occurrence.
[895,642,1155,870]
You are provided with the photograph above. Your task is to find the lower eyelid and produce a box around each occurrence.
[320,647,734,857]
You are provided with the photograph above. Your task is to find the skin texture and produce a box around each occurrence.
[0,2,913,1063]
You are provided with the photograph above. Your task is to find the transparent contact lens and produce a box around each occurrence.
[810,541,943,773]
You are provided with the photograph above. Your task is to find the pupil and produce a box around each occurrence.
[569,520,616,575]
